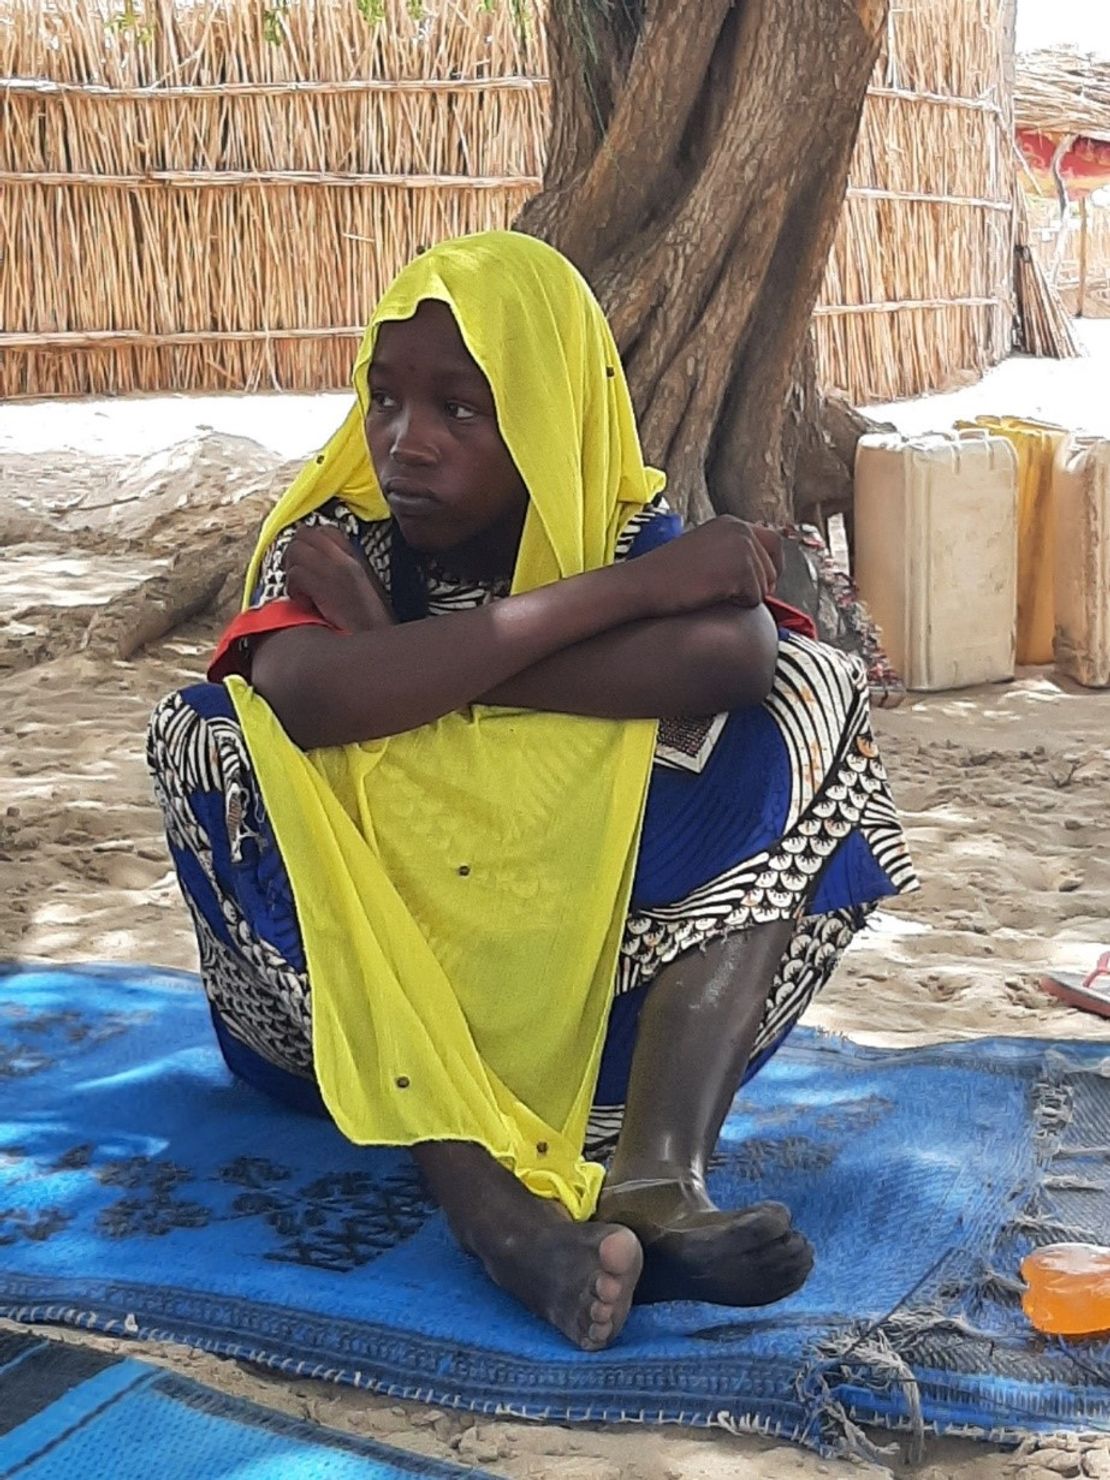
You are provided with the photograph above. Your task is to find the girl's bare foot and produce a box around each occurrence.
[597,1175,813,1307]
[414,1142,642,1350]
[472,1216,642,1350]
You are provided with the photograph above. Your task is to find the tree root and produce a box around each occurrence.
[84,537,252,662]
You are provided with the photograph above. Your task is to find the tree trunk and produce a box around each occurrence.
[517,0,886,525]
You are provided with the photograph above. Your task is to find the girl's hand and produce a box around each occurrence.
[624,517,782,617]
[284,525,396,632]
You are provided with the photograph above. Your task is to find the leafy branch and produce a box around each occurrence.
[106,0,154,43]
[350,0,535,32]
[263,0,291,46]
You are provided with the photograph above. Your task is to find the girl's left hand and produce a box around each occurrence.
[284,525,396,632]
[622,516,782,618]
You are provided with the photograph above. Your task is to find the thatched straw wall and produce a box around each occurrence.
[814,0,1015,403]
[1027,193,1110,318]
[0,0,547,398]
[3,0,1012,405]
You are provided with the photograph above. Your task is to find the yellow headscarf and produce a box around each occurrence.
[227,231,664,1218]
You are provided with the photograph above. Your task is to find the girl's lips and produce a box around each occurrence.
[385,488,440,517]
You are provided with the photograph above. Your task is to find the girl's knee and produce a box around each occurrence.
[147,683,233,784]
[782,634,868,696]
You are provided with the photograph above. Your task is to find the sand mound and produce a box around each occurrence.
[0,434,303,676]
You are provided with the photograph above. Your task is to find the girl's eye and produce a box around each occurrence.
[446,401,476,422]
[369,389,395,411]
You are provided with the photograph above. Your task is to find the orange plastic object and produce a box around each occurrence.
[1021,1243,1110,1337]
[958,417,1067,666]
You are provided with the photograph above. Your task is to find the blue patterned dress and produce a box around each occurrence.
[147,502,916,1151]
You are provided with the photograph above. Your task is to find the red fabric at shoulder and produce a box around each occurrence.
[207,599,343,683]
[765,596,817,642]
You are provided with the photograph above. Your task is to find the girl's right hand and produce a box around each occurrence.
[624,517,782,617]
[284,525,396,632]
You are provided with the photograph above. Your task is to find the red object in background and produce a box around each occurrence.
[1018,128,1110,196]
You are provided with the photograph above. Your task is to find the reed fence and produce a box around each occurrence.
[2,0,1015,405]
[1026,191,1110,318]
[0,0,547,397]
[814,0,1015,403]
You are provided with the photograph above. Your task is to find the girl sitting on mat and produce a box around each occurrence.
[147,231,915,1352]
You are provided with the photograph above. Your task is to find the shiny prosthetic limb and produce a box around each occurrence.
[599,921,815,1306]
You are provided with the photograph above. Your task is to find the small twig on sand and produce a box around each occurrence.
[1050,759,1082,789]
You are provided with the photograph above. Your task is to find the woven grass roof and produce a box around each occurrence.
[1015,47,1110,143]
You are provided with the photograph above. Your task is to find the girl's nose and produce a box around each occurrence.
[391,407,437,466]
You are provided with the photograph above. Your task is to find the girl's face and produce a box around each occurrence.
[364,300,529,580]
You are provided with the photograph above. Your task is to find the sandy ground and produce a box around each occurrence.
[3,341,1110,1478]
[864,321,1110,438]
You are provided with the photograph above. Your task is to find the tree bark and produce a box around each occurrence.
[517,0,886,525]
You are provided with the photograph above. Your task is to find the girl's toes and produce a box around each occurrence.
[598,1226,641,1278]
[594,1272,622,1303]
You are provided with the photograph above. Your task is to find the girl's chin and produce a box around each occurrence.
[391,515,512,582]
[390,513,455,551]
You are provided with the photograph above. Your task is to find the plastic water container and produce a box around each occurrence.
[1054,434,1110,688]
[960,416,1067,665]
[854,431,1018,692]
[1022,1242,1110,1337]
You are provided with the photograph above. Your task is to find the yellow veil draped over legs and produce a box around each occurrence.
[227,231,665,1218]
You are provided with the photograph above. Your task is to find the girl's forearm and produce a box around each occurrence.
[479,605,779,718]
[251,560,654,748]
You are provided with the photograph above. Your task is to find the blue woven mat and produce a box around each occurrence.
[1,962,1108,1458]
[0,1329,489,1478]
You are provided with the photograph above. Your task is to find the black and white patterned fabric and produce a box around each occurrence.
[147,500,916,1142]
